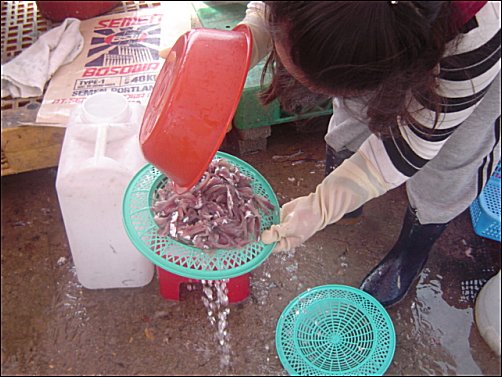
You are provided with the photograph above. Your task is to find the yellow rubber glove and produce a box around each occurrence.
[159,47,171,59]
[261,151,389,252]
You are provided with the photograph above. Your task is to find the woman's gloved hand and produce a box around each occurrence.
[261,151,389,252]
[159,47,171,59]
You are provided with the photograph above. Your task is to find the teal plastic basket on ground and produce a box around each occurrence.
[122,151,280,280]
[470,161,501,242]
[276,285,396,376]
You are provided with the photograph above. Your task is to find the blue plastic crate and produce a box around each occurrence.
[470,161,501,242]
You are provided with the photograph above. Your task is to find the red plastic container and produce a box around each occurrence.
[139,25,252,192]
[36,1,120,22]
[157,267,250,303]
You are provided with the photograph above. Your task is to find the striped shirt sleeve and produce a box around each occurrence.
[359,1,501,188]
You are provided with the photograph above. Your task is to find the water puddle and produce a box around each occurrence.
[201,279,232,369]
[407,269,484,375]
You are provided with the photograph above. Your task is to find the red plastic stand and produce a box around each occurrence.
[157,267,250,303]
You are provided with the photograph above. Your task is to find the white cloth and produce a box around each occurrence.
[1,18,83,99]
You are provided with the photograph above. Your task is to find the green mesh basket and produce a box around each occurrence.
[122,151,279,280]
[276,285,396,376]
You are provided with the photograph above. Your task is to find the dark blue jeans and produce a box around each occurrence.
[325,144,355,177]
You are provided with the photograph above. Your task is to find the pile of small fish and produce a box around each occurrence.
[153,158,275,251]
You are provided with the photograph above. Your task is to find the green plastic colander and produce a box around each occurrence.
[276,285,396,376]
[122,151,279,280]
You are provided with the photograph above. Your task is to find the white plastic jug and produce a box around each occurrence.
[56,92,155,289]
[475,269,501,356]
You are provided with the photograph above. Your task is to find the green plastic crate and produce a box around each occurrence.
[193,2,333,130]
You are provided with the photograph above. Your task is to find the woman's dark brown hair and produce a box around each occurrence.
[260,1,463,137]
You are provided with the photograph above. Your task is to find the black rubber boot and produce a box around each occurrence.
[360,206,448,307]
[325,145,363,221]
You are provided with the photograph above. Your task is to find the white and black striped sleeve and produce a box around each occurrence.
[359,1,501,189]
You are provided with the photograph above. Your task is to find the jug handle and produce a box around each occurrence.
[94,124,108,162]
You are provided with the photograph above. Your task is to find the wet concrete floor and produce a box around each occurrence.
[1,122,501,376]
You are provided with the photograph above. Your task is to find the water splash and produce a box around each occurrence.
[201,279,232,369]
[60,265,88,324]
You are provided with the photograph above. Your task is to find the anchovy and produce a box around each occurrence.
[152,158,274,251]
